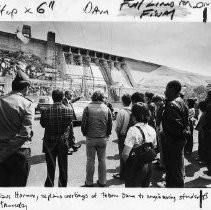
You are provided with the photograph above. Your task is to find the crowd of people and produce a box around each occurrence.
[0,69,211,188]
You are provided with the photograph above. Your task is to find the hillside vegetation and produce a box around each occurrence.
[126,59,211,95]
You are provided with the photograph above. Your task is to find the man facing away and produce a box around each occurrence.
[162,80,189,187]
[62,90,81,152]
[81,91,112,187]
[0,70,33,186]
[113,94,131,180]
[40,89,74,187]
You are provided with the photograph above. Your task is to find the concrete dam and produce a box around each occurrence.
[0,25,165,101]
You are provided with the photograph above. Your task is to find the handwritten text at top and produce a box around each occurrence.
[119,0,211,20]
[0,1,55,19]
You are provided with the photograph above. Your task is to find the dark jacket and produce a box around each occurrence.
[162,97,189,142]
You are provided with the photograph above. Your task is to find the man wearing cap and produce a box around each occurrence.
[0,70,33,186]
[62,90,81,152]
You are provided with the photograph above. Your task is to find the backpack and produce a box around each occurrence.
[127,126,157,169]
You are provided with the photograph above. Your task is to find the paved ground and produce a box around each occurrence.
[28,115,211,187]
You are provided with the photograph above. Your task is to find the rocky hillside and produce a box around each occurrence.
[127,61,211,95]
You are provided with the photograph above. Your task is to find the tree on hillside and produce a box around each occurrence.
[207,83,211,91]
[193,85,207,101]
[183,87,195,100]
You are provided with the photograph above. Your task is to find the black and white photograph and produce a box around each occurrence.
[0,21,211,192]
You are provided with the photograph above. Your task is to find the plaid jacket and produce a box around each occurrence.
[40,102,73,152]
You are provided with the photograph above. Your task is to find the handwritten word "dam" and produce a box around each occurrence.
[122,193,136,198]
[83,1,109,15]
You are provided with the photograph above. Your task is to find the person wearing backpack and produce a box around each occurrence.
[113,94,131,181]
[122,103,157,187]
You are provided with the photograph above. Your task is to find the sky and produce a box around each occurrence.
[0,22,211,76]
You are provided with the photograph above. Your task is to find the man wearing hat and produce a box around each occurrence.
[0,70,33,186]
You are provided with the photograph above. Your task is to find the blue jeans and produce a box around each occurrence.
[86,137,107,185]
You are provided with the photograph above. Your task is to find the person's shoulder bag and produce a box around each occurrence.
[127,126,157,170]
